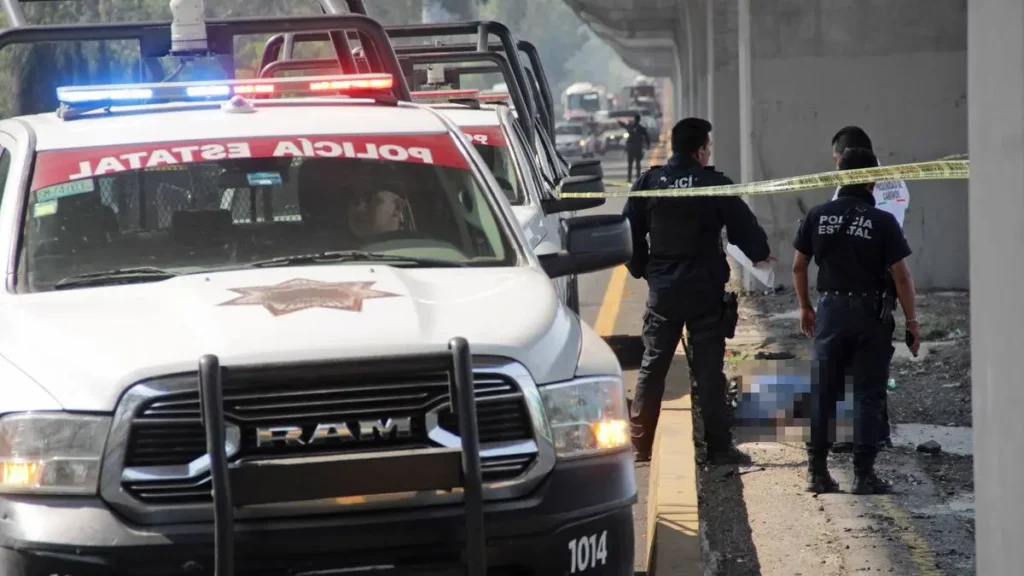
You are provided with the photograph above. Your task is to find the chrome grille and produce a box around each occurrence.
[123,454,539,505]
[120,368,536,504]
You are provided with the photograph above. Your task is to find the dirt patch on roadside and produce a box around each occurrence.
[692,403,762,576]
[889,291,971,428]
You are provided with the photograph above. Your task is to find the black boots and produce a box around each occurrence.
[851,452,893,495]
[806,450,839,494]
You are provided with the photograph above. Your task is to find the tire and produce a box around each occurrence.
[567,274,580,314]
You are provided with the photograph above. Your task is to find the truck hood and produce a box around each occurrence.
[0,265,581,411]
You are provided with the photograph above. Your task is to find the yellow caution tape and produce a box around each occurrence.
[574,159,969,199]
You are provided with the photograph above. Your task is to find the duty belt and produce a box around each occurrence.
[819,291,880,298]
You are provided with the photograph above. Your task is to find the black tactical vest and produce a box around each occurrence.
[643,165,720,260]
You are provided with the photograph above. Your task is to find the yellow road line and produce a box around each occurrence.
[879,496,942,575]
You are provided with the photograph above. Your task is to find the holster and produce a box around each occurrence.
[721,291,739,339]
[877,272,897,323]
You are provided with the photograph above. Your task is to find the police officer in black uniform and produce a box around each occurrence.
[792,147,921,494]
[619,113,651,182]
[624,117,772,464]
[828,127,899,454]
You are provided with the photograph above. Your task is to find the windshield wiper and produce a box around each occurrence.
[53,267,180,290]
[248,251,469,269]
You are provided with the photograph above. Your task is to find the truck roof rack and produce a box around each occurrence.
[257,21,552,137]
[391,43,553,141]
[0,12,412,101]
[325,1,548,124]
[381,40,554,137]
[258,50,536,145]
[199,338,488,576]
[317,0,367,14]
[1,0,371,26]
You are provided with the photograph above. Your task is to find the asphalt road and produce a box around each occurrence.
[573,148,654,574]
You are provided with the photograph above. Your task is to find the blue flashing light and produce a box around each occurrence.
[186,85,231,98]
[57,88,154,104]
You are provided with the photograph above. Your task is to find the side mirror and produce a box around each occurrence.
[542,196,605,215]
[539,214,632,279]
[559,174,604,195]
[569,158,603,179]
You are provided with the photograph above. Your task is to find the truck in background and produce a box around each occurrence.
[623,75,662,122]
[561,81,610,122]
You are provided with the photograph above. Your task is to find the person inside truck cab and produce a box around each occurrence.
[347,188,413,239]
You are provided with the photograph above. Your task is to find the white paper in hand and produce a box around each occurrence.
[727,243,776,288]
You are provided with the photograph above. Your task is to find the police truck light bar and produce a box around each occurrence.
[478,91,511,104]
[56,73,396,106]
[410,89,480,103]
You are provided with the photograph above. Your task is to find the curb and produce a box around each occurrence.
[645,346,702,575]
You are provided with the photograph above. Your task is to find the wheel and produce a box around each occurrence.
[567,274,580,314]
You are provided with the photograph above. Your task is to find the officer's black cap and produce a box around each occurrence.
[838,147,877,171]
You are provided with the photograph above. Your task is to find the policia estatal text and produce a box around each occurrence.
[624,118,772,464]
[792,147,921,495]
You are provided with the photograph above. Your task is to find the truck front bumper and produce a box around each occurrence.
[0,451,637,575]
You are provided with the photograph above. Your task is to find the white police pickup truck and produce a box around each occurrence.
[0,72,637,575]
[410,89,606,314]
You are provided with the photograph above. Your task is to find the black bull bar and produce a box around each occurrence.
[198,338,487,576]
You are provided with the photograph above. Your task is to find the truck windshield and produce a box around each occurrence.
[566,93,601,112]
[20,133,517,292]
[461,126,526,206]
[556,125,584,136]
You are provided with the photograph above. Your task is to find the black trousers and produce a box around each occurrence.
[630,294,728,454]
[627,148,644,181]
[808,294,893,458]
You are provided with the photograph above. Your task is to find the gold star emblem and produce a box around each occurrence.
[218,279,401,317]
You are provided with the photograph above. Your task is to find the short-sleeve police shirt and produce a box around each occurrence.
[793,195,912,293]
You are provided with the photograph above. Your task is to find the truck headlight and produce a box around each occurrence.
[0,413,110,495]
[539,377,630,458]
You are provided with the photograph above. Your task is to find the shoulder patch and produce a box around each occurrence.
[639,165,665,183]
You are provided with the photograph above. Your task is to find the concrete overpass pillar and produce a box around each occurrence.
[736,0,755,289]
[683,1,695,117]
[737,0,752,184]
[706,0,714,131]
[672,22,687,121]
[686,0,710,121]
[969,1,1024,573]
